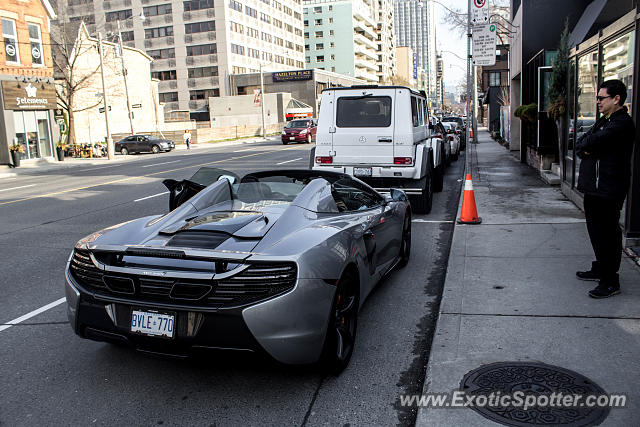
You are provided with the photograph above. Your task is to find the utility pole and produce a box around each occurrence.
[117,20,134,135]
[260,62,266,138]
[98,32,114,159]
[473,63,478,143]
[466,0,471,143]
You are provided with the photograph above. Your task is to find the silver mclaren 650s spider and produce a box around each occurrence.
[65,168,412,374]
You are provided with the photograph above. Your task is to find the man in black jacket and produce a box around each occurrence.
[576,79,635,298]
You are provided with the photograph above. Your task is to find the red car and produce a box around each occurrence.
[281,119,317,144]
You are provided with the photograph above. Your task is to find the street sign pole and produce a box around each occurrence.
[466,0,471,145]
[98,32,114,160]
[118,20,135,135]
[260,63,266,139]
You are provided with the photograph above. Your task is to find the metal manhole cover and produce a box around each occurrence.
[460,362,610,426]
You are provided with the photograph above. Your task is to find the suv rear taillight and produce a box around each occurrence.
[316,156,333,164]
[448,135,454,141]
[394,157,413,165]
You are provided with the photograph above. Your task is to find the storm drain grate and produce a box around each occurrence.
[459,362,610,426]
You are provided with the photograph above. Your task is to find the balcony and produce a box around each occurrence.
[144,36,174,48]
[151,58,177,69]
[354,32,377,51]
[158,80,178,91]
[188,100,208,110]
[143,14,173,27]
[185,54,218,66]
[103,0,132,11]
[184,31,216,44]
[162,101,180,111]
[183,8,215,21]
[187,77,219,88]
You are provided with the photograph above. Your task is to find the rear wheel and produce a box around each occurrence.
[410,168,433,214]
[120,147,129,155]
[306,134,312,144]
[282,140,288,145]
[152,145,160,154]
[397,211,412,268]
[320,270,359,375]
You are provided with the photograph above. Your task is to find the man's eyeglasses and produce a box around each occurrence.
[596,95,612,101]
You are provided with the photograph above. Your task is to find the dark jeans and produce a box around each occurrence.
[583,194,624,283]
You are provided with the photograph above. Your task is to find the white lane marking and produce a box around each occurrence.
[141,160,180,168]
[0,297,66,333]
[276,157,303,165]
[412,219,455,223]
[134,191,169,202]
[75,165,122,172]
[233,147,265,152]
[0,184,36,193]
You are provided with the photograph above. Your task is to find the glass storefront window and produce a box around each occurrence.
[565,58,576,186]
[575,52,599,188]
[12,111,53,160]
[602,32,634,114]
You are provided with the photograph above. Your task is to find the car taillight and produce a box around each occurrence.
[394,157,412,165]
[316,156,333,164]
[448,135,454,141]
[432,134,442,139]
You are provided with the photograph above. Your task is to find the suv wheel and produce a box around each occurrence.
[120,147,128,155]
[152,145,160,154]
[306,134,312,144]
[410,171,433,214]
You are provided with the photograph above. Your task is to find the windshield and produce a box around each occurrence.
[285,120,310,128]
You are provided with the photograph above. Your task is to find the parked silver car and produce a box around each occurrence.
[65,168,412,373]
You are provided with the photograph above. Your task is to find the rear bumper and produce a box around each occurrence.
[65,268,335,364]
[313,164,421,180]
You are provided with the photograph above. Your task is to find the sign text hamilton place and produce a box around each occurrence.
[472,23,497,66]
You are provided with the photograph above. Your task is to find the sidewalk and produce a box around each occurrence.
[417,129,640,426]
[0,135,275,179]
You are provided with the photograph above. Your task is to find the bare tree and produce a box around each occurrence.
[440,0,512,41]
[51,12,121,145]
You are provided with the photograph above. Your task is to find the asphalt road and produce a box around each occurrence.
[0,138,464,426]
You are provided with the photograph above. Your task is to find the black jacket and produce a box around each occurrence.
[576,107,635,201]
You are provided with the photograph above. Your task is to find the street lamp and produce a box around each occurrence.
[259,61,272,139]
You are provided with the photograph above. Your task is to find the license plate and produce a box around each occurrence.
[131,310,175,338]
[353,167,372,177]
[290,137,295,140]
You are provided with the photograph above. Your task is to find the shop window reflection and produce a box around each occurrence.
[575,52,599,189]
[565,58,576,186]
[602,32,634,114]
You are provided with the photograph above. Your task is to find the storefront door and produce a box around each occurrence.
[13,110,53,160]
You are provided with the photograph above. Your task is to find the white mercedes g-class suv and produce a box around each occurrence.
[311,85,445,214]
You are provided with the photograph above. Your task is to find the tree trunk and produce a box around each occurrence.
[68,109,76,146]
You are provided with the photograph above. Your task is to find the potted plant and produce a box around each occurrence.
[547,20,570,179]
[9,143,25,167]
[56,142,66,161]
[514,103,538,123]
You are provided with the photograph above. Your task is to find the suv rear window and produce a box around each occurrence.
[336,96,392,127]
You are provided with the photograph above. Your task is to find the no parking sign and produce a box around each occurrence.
[471,0,489,27]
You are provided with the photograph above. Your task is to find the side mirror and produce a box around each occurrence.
[389,188,407,202]
[218,175,237,184]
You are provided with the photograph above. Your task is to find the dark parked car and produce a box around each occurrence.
[281,119,317,144]
[65,168,412,374]
[115,134,175,155]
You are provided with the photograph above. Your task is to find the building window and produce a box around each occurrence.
[159,92,179,102]
[295,28,302,36]
[305,56,310,62]
[315,31,323,38]
[317,55,324,62]
[232,66,247,73]
[245,6,258,18]
[186,44,217,56]
[488,72,500,86]
[121,31,134,42]
[330,42,334,48]
[316,43,323,50]
[1,19,19,64]
[145,26,174,38]
[330,54,335,60]
[152,70,177,80]
[261,32,272,42]
[315,19,322,25]
[328,5,333,10]
[185,21,215,33]
[297,60,304,68]
[331,66,335,71]
[144,4,172,16]
[260,13,271,24]
[304,32,309,39]
[148,48,175,59]
[314,6,322,13]
[229,0,243,12]
[247,27,259,38]
[602,32,634,113]
[190,89,219,100]
[188,66,218,77]
[275,54,285,64]
[70,15,96,25]
[247,47,260,58]
[329,30,334,36]
[105,9,132,22]
[28,24,43,65]
[329,18,333,23]
[294,12,301,20]
[304,20,308,27]
[184,0,214,11]
[230,44,245,55]
[305,44,309,50]
[262,51,272,61]
[230,21,244,34]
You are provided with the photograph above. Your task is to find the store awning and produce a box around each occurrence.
[568,0,607,48]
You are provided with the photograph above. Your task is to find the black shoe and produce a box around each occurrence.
[588,283,620,299]
[576,270,600,281]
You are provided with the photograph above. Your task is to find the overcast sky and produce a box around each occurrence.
[434,0,470,96]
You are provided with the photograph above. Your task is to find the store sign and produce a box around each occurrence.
[2,81,56,110]
[253,88,262,106]
[471,0,489,27]
[6,44,16,57]
[472,24,497,66]
[272,70,313,82]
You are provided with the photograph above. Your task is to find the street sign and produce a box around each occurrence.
[472,23,497,66]
[471,0,489,27]
[253,88,261,106]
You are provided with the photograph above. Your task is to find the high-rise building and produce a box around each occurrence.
[393,0,436,99]
[57,0,306,114]
[375,0,395,84]
[303,0,379,83]
[435,52,444,108]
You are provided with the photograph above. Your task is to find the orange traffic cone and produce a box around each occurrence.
[457,174,482,224]
[469,128,474,139]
